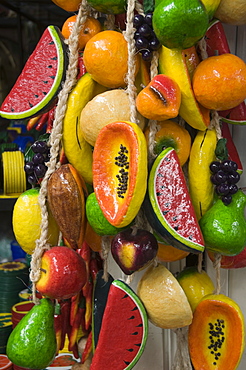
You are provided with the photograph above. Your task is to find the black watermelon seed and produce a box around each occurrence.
[136,323,143,327]
[51,56,57,60]
[43,92,47,95]
[162,210,169,215]
[29,101,33,108]
[132,306,138,311]
[48,41,55,45]
[131,332,139,335]
[135,343,141,347]
[124,361,130,365]
[11,107,14,112]
[156,192,162,196]
[127,349,134,352]
[157,173,163,177]
[49,75,55,80]
[48,65,53,68]
[122,294,128,299]
[128,316,135,320]
[174,226,179,231]
[34,94,39,98]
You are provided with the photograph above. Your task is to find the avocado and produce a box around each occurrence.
[6,298,57,369]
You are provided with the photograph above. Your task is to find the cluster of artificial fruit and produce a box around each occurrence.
[1,0,246,369]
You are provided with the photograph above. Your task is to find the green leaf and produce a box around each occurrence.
[143,0,154,13]
[215,138,228,161]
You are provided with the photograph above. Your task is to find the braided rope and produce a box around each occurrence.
[213,253,222,295]
[30,0,90,303]
[123,0,138,124]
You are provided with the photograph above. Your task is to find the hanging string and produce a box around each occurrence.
[197,252,203,273]
[197,36,208,60]
[171,327,193,370]
[123,0,138,124]
[29,0,90,304]
[213,253,222,295]
[135,0,144,15]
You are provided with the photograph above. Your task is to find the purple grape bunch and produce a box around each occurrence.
[133,13,161,62]
[210,159,240,205]
[24,140,50,186]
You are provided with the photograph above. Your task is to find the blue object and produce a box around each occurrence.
[11,240,26,260]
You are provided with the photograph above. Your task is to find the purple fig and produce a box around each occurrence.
[111,228,158,275]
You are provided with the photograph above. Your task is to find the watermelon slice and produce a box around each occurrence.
[0,26,68,120]
[219,101,246,126]
[92,270,114,352]
[90,279,148,370]
[145,147,205,253]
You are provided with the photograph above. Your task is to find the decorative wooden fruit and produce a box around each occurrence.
[189,294,245,370]
[47,164,87,249]
[0,26,68,120]
[144,147,205,253]
[91,279,148,369]
[93,121,148,228]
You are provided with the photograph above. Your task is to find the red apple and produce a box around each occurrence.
[36,246,87,299]
[136,74,181,121]
[111,228,158,275]
[207,247,246,269]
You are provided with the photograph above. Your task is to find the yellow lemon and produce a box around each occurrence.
[12,188,59,255]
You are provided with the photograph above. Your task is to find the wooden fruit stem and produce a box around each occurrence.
[29,0,90,304]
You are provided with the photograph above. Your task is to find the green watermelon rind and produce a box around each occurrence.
[112,279,148,370]
[0,26,66,120]
[148,147,204,253]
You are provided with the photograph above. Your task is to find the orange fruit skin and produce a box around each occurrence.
[51,0,80,12]
[145,119,191,166]
[192,53,246,111]
[83,30,140,88]
[157,242,189,262]
[61,15,102,50]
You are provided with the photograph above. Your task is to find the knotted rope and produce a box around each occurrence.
[30,0,90,303]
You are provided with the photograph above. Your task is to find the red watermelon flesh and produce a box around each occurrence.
[221,122,243,174]
[219,101,246,126]
[90,280,148,370]
[205,19,230,57]
[145,147,204,253]
[0,26,67,120]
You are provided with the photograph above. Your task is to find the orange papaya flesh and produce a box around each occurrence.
[189,294,245,370]
[47,164,86,249]
[93,121,148,228]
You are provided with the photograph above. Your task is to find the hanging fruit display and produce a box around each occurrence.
[0,0,246,368]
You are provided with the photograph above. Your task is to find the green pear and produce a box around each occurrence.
[7,298,57,369]
[199,190,246,256]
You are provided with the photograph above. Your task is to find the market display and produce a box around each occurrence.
[0,0,246,368]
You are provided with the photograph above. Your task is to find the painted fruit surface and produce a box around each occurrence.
[93,121,147,228]
[207,247,246,269]
[188,294,245,370]
[145,147,204,253]
[90,279,148,370]
[137,264,193,329]
[177,266,215,312]
[0,26,67,120]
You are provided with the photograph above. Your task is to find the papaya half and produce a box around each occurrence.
[189,294,245,370]
[93,121,148,228]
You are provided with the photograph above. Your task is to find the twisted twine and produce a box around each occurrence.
[213,253,222,295]
[171,327,193,370]
[123,0,138,124]
[30,0,90,303]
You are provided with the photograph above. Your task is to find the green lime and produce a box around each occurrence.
[153,0,209,49]
[87,0,126,14]
[86,192,125,236]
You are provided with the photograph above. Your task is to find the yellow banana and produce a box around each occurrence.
[62,73,106,184]
[188,128,217,220]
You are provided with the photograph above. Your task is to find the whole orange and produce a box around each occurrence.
[83,30,140,88]
[51,0,80,12]
[61,15,102,50]
[192,53,246,111]
[145,119,191,166]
